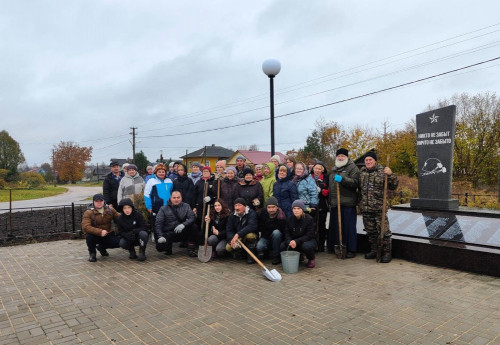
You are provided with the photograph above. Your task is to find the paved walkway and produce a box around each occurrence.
[0,240,498,345]
[0,187,102,212]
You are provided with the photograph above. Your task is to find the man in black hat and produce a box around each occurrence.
[359,151,398,263]
[103,161,124,209]
[81,193,121,262]
[256,196,286,264]
[226,197,258,263]
[328,148,360,258]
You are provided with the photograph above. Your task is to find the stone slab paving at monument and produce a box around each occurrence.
[0,240,498,345]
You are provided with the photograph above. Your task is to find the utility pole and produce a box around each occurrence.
[130,127,137,163]
[52,149,56,187]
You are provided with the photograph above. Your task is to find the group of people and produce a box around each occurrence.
[82,149,398,267]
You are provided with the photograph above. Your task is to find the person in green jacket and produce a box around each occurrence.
[260,162,276,204]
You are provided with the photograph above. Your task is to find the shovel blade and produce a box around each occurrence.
[197,245,212,263]
[263,268,282,282]
[334,244,346,260]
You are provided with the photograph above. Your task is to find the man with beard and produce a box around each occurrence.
[226,198,259,264]
[256,196,286,265]
[328,148,360,258]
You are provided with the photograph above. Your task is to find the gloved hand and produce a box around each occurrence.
[316,185,321,193]
[204,196,211,203]
[334,174,342,183]
[321,189,329,197]
[157,237,166,243]
[174,224,185,233]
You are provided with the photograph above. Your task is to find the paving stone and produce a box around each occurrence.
[0,240,498,345]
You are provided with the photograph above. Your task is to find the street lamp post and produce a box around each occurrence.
[262,58,281,156]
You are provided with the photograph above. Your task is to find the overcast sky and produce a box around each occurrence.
[1,1,499,167]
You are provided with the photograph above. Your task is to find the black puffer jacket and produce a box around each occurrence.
[258,208,286,239]
[283,213,315,247]
[103,171,124,207]
[194,176,218,211]
[173,168,195,206]
[235,179,263,211]
[155,200,196,238]
[116,198,147,240]
[207,214,228,240]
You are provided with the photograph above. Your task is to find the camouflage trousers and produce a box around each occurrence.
[362,212,392,253]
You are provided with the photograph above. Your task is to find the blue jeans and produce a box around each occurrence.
[256,229,283,259]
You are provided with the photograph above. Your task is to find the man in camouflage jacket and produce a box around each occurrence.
[359,151,398,263]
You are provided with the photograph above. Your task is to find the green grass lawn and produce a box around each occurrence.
[0,186,68,202]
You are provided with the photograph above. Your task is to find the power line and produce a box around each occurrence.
[139,43,499,134]
[137,56,499,139]
[135,23,500,130]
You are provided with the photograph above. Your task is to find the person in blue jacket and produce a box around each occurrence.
[293,162,319,209]
[143,163,173,239]
[273,165,298,217]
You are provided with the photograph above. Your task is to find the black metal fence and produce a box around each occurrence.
[0,203,89,245]
[396,191,499,206]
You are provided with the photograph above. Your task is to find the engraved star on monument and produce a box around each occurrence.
[429,114,439,123]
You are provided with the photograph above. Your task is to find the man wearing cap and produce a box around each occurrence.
[328,148,360,258]
[82,193,121,262]
[226,198,259,264]
[155,191,199,257]
[256,196,286,265]
[103,161,124,209]
[117,164,145,205]
[144,163,173,237]
[235,156,250,179]
[359,151,398,263]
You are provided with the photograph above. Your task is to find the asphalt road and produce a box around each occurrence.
[0,186,102,212]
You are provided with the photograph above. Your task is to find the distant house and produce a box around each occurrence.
[226,150,286,168]
[109,158,133,167]
[180,145,235,172]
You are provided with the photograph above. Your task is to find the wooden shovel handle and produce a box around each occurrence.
[237,239,266,270]
[204,205,210,243]
[336,182,342,244]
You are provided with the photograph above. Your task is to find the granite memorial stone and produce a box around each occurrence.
[411,105,459,210]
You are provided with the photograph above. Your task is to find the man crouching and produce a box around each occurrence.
[82,193,121,262]
[155,191,199,257]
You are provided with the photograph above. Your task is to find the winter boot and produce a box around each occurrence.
[88,252,97,262]
[364,237,378,259]
[380,238,392,263]
[187,243,197,257]
[138,239,146,261]
[96,244,109,257]
[272,256,281,265]
[307,259,316,268]
[129,247,138,259]
[256,252,265,261]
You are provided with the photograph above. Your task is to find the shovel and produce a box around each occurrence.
[334,182,346,259]
[237,239,282,282]
[198,205,212,263]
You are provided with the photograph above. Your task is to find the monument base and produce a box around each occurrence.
[410,198,459,210]
[356,207,500,277]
